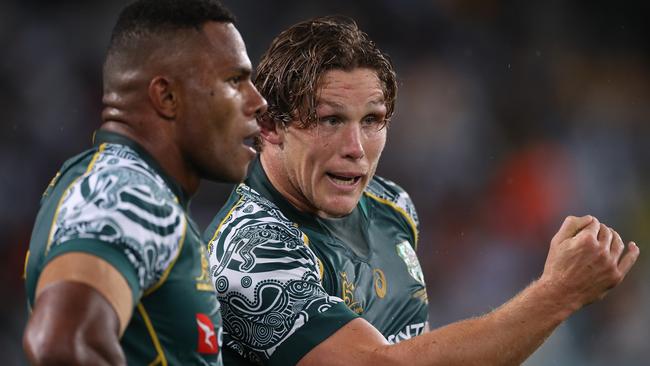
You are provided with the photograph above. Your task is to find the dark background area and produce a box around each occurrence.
[1,1,649,364]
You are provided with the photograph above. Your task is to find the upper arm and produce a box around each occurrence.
[35,252,133,334]
[24,154,186,363]
[24,255,129,365]
[206,187,358,365]
[297,318,392,366]
[45,160,187,299]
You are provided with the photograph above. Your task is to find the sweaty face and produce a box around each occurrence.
[179,22,267,183]
[274,68,388,217]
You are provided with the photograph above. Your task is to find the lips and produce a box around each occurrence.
[242,124,261,152]
[326,172,364,186]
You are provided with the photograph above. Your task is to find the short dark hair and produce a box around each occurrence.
[107,0,235,56]
[255,16,397,129]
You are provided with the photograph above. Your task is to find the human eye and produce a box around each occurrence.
[227,75,243,86]
[362,114,387,131]
[319,115,343,126]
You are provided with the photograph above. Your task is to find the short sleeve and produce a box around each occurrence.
[206,185,357,365]
[45,148,186,302]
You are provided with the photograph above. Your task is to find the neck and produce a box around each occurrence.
[260,149,328,218]
[100,121,200,196]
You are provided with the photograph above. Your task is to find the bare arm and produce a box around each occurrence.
[23,253,133,366]
[298,215,640,366]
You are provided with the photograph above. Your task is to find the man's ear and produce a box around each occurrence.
[259,115,284,146]
[148,76,177,119]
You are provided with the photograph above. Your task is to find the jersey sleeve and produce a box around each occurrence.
[206,185,358,366]
[45,149,186,303]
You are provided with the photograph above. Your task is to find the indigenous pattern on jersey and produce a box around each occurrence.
[25,131,223,366]
[206,184,353,365]
[204,159,428,365]
[48,143,186,294]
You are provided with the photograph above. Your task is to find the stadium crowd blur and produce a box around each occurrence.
[1,0,648,364]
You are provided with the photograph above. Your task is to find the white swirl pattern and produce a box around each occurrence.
[208,184,343,363]
[49,144,186,293]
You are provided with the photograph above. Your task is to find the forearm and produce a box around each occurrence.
[300,216,639,366]
[378,279,575,366]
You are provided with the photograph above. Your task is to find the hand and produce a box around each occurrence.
[540,215,640,310]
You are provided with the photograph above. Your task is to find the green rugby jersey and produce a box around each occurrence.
[204,159,428,365]
[25,130,223,365]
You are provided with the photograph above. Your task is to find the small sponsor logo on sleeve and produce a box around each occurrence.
[196,313,219,354]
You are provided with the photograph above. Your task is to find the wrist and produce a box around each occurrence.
[527,278,581,322]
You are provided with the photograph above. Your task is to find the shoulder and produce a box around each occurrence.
[49,143,186,292]
[56,143,182,224]
[205,184,354,364]
[364,175,420,231]
[205,183,307,256]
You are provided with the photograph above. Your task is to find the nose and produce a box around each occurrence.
[244,82,268,117]
[340,122,365,160]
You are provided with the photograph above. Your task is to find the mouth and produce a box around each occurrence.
[326,172,363,186]
[243,136,256,148]
[242,127,260,152]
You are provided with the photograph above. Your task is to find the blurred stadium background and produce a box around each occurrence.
[1,0,648,364]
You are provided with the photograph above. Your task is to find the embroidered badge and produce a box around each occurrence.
[396,241,425,285]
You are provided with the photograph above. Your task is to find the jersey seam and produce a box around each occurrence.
[137,303,168,366]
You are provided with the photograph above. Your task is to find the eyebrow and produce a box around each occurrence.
[227,66,252,77]
[317,98,386,110]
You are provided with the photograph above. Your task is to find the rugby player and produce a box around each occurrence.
[204,16,639,366]
[22,0,266,364]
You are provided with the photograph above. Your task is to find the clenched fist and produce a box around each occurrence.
[540,215,640,311]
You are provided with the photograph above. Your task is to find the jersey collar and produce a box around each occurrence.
[92,129,190,207]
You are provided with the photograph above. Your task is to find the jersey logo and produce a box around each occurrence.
[195,245,214,291]
[387,322,427,344]
[373,268,387,299]
[196,313,219,354]
[396,241,425,285]
[340,271,364,314]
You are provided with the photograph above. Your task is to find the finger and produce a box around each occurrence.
[573,218,601,243]
[610,230,624,261]
[554,215,596,242]
[618,242,640,277]
[597,224,613,251]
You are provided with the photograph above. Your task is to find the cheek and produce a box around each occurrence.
[365,134,387,163]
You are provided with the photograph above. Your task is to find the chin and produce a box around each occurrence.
[204,164,246,184]
[320,199,358,218]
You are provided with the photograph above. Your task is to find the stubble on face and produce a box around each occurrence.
[267,68,388,218]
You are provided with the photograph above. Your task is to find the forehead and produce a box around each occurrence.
[198,22,251,72]
[316,68,385,107]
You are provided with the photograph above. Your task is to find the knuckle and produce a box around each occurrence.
[608,269,623,286]
[579,235,598,248]
[596,247,610,260]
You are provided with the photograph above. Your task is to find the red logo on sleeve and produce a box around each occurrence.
[196,313,219,354]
